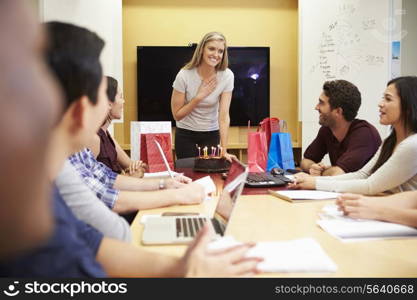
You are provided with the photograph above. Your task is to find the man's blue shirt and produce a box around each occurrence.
[0,186,106,277]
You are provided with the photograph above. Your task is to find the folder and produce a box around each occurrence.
[268,189,340,203]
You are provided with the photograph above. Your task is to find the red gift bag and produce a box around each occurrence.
[259,117,280,151]
[140,133,174,172]
[247,122,268,173]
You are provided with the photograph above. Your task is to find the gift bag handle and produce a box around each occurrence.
[279,120,288,133]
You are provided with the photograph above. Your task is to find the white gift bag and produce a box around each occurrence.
[130,121,172,161]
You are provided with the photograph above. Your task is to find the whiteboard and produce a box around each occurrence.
[299,0,392,154]
[40,0,123,86]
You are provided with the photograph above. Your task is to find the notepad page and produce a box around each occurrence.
[318,204,417,241]
[193,176,216,200]
[247,238,337,273]
[208,237,337,273]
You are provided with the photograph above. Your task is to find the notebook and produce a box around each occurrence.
[208,237,337,273]
[268,190,340,202]
[141,157,249,245]
[318,204,417,242]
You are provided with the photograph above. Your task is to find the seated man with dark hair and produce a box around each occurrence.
[301,80,381,176]
[0,16,261,277]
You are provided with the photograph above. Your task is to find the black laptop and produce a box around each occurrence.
[245,171,292,187]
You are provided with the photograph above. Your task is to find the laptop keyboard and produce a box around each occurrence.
[246,172,291,187]
[176,217,206,238]
[175,217,225,238]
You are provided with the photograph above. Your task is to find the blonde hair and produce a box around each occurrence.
[184,32,229,71]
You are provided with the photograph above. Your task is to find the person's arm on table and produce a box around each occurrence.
[316,137,417,194]
[289,172,317,190]
[97,237,182,277]
[322,166,345,176]
[113,173,190,191]
[301,161,345,176]
[337,192,417,227]
[112,183,205,213]
[300,158,316,173]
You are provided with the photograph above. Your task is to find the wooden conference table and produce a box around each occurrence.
[131,167,417,277]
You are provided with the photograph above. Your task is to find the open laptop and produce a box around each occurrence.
[142,158,249,245]
[245,171,290,187]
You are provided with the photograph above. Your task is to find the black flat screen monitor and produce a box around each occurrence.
[137,46,270,126]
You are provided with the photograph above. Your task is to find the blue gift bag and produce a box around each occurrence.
[267,132,295,171]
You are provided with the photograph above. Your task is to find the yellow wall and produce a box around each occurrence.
[117,0,298,146]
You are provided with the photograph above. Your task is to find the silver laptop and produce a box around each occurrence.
[142,158,249,245]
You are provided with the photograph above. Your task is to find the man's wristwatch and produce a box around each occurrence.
[159,179,165,189]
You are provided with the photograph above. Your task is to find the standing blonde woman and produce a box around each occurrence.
[171,32,235,161]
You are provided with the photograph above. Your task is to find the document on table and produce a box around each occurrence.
[268,190,340,202]
[208,237,337,273]
[193,176,216,200]
[317,204,417,242]
[145,173,214,200]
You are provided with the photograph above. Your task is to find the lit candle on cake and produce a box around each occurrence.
[203,146,208,158]
[217,144,220,157]
[196,144,201,157]
[211,146,215,157]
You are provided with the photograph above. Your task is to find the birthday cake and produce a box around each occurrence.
[194,156,231,173]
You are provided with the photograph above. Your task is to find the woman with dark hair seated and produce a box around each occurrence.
[89,76,147,178]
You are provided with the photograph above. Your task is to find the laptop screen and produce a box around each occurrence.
[214,158,248,223]
[224,157,246,187]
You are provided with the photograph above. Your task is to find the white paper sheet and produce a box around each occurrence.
[208,237,337,273]
[193,176,216,195]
